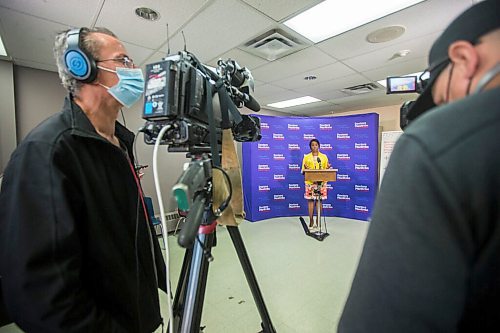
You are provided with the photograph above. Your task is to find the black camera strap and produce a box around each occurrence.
[205,79,221,167]
[214,79,230,130]
[215,79,243,129]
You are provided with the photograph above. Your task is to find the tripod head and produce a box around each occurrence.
[173,153,232,249]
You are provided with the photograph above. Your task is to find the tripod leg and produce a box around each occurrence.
[169,248,193,333]
[180,232,214,333]
[227,226,276,333]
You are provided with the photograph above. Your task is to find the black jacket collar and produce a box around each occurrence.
[64,95,135,153]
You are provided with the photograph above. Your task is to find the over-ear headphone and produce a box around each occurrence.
[63,28,97,83]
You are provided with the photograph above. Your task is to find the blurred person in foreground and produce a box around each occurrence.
[339,1,500,332]
[0,27,166,332]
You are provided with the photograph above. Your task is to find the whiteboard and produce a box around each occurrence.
[379,131,403,186]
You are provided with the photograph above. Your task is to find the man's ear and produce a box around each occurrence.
[448,40,479,79]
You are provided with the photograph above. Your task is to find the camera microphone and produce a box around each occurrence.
[317,157,321,169]
[243,94,261,112]
[231,87,260,112]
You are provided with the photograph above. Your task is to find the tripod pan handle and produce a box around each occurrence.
[178,194,206,248]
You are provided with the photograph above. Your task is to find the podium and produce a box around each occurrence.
[299,169,337,241]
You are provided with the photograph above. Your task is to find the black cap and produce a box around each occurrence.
[407,0,500,122]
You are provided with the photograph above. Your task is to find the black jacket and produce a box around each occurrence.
[0,97,166,332]
[339,87,500,332]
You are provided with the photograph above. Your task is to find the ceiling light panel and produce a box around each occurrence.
[284,0,425,43]
[267,96,321,108]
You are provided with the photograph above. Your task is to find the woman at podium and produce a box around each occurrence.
[301,139,331,230]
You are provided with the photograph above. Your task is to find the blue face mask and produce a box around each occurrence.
[97,66,145,108]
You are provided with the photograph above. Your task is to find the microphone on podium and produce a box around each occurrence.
[317,157,321,169]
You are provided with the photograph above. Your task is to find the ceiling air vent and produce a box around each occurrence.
[341,82,381,95]
[242,29,307,61]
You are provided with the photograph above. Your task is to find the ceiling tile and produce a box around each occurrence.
[271,61,356,90]
[300,73,369,95]
[317,0,472,60]
[160,0,276,62]
[0,8,68,67]
[362,56,428,82]
[240,0,324,21]
[250,46,335,83]
[207,48,269,70]
[342,31,441,72]
[0,0,101,26]
[96,0,208,49]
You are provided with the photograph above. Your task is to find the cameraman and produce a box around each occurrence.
[339,1,500,331]
[0,27,166,332]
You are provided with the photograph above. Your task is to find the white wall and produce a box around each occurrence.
[327,105,402,132]
[0,60,16,173]
[13,66,67,141]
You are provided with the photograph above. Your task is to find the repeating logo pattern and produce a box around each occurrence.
[242,114,379,221]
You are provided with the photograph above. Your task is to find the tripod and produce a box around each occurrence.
[170,221,275,332]
[169,155,275,333]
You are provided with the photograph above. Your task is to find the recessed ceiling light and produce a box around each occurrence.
[267,96,321,108]
[135,7,160,21]
[284,0,424,43]
[304,75,317,80]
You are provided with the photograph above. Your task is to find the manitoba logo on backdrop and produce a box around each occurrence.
[355,205,369,213]
[257,164,270,171]
[337,173,351,181]
[273,153,285,160]
[322,203,334,209]
[320,143,333,150]
[355,143,370,150]
[273,174,285,181]
[303,134,315,140]
[258,143,270,150]
[273,194,285,201]
[337,194,351,201]
[288,183,301,190]
[337,133,350,140]
[355,185,370,192]
[354,121,369,128]
[354,164,370,171]
[337,153,350,160]
[288,124,300,131]
[319,123,333,130]
[261,122,270,130]
[258,205,271,212]
[258,185,270,192]
[288,143,300,150]
[273,133,285,140]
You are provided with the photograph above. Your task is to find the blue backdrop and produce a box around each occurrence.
[242,113,379,222]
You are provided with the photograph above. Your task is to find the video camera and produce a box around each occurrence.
[384,75,428,130]
[140,51,261,152]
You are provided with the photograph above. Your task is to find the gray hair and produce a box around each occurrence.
[54,27,117,96]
